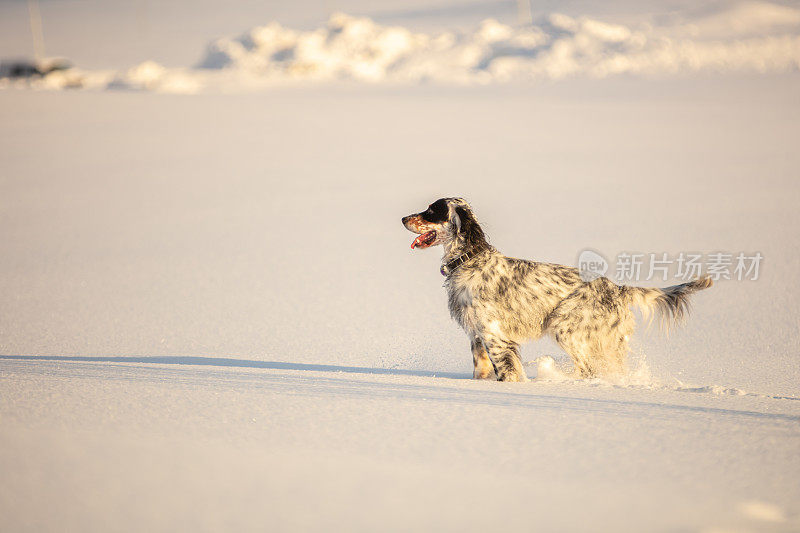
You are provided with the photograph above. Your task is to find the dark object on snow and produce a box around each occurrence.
[0,58,71,79]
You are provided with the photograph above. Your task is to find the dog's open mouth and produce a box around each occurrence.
[411,230,436,249]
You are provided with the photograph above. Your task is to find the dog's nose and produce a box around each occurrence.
[401,216,410,225]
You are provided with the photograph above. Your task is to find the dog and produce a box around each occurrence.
[402,197,712,382]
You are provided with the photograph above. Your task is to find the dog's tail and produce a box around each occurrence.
[623,276,713,326]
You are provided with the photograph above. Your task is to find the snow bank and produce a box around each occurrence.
[4,1,800,92]
[196,7,800,84]
[108,61,202,94]
[665,0,800,39]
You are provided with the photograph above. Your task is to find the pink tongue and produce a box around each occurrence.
[411,231,435,249]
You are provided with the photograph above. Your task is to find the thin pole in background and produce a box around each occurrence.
[27,0,46,62]
[517,0,532,26]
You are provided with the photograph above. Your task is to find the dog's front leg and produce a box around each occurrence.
[471,337,495,379]
[482,336,528,382]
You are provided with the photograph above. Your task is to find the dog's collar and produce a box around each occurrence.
[441,251,477,276]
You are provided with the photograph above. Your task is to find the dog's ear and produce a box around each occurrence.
[458,204,483,231]
[454,205,487,248]
[454,206,467,234]
[451,204,463,234]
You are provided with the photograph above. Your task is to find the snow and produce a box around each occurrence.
[2,358,799,532]
[6,2,800,92]
[3,1,800,92]
[2,0,800,531]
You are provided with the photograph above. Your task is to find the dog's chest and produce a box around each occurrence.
[448,282,472,311]
[446,273,480,328]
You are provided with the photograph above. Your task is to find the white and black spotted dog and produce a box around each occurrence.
[402,197,712,382]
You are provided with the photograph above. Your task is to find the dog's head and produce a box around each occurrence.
[401,197,486,251]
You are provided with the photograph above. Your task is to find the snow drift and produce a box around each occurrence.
[4,1,800,92]
[196,7,800,83]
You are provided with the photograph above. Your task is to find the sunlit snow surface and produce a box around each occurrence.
[1,0,800,531]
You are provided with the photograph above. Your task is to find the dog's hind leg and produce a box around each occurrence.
[551,333,598,377]
[554,333,629,377]
[471,337,495,380]
[482,336,528,382]
[545,278,634,377]
[553,330,596,378]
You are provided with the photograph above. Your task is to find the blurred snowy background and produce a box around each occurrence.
[2,0,800,90]
[1,1,799,532]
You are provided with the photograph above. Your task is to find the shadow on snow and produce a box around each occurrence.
[0,354,469,380]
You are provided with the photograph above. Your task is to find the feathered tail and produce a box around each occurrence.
[623,276,713,326]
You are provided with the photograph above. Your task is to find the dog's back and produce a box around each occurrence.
[446,252,583,342]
